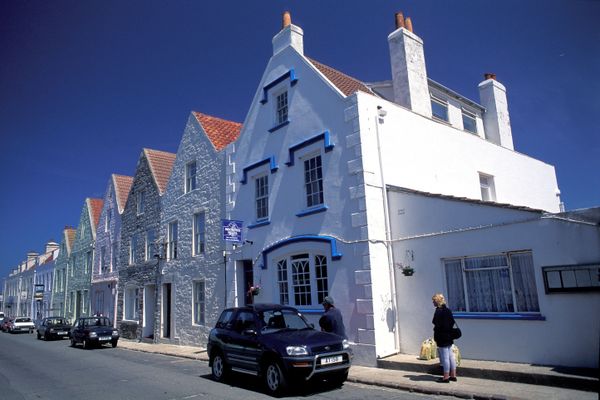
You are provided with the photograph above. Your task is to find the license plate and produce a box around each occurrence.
[99,336,111,341]
[57,332,67,335]
[321,355,343,365]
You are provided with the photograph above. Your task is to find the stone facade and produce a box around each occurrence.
[50,227,75,319]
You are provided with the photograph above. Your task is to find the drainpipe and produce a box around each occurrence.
[374,105,401,355]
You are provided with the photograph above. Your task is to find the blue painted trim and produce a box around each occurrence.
[260,235,342,270]
[297,309,324,315]
[248,220,271,229]
[296,204,328,217]
[454,312,546,321]
[260,69,298,104]
[240,156,278,184]
[268,119,290,133]
[285,130,335,167]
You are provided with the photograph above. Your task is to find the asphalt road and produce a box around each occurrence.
[0,331,454,400]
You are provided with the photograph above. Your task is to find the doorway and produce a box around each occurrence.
[76,291,82,318]
[143,285,156,338]
[162,283,171,338]
[243,260,253,305]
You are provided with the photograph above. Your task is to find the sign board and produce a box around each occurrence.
[34,284,44,300]
[222,220,243,243]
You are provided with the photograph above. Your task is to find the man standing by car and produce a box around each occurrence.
[319,296,347,339]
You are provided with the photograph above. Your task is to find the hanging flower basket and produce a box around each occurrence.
[402,267,415,276]
[248,286,261,296]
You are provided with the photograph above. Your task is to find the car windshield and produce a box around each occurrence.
[15,318,31,323]
[49,318,66,325]
[84,318,111,327]
[259,309,311,333]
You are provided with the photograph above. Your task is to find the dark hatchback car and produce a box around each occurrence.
[37,317,71,340]
[208,304,352,396]
[1,317,12,332]
[70,316,119,349]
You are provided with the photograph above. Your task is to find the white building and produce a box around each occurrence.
[225,12,596,367]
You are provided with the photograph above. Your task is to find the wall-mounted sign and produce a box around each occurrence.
[34,284,44,300]
[222,220,243,243]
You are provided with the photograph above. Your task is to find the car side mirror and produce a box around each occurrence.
[243,329,257,336]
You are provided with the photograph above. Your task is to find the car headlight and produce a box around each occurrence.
[342,339,350,349]
[112,330,119,336]
[286,345,308,356]
[89,332,98,338]
[49,328,55,333]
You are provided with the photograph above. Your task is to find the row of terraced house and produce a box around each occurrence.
[2,12,599,368]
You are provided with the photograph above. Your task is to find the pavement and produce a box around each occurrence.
[118,340,599,400]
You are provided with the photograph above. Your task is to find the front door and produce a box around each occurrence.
[162,283,171,338]
[143,285,156,339]
[243,260,253,305]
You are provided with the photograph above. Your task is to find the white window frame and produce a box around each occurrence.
[303,153,324,208]
[255,174,269,221]
[461,107,478,134]
[185,161,197,193]
[136,190,145,215]
[275,90,288,125]
[193,281,206,325]
[431,93,449,122]
[145,229,155,261]
[193,212,205,256]
[479,173,496,202]
[124,287,139,321]
[168,221,178,260]
[129,234,137,265]
[276,252,329,307]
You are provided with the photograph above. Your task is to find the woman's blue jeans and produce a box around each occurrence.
[438,345,456,374]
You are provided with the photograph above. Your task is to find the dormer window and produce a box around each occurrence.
[276,91,288,125]
[431,94,448,122]
[462,108,477,134]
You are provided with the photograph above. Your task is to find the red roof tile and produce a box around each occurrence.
[192,112,242,151]
[308,58,375,97]
[144,149,176,195]
[112,174,133,214]
[87,198,104,232]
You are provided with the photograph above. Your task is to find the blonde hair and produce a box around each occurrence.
[432,293,446,307]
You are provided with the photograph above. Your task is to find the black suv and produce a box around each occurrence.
[208,304,352,395]
[37,316,71,340]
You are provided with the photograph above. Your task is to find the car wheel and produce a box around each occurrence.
[111,340,118,348]
[70,338,76,347]
[44,332,50,341]
[83,339,90,349]
[327,370,349,387]
[211,352,229,382]
[37,332,41,340]
[264,360,287,396]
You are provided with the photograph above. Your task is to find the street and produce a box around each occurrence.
[0,331,455,400]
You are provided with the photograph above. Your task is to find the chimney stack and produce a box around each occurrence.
[27,251,39,269]
[272,11,304,55]
[388,12,431,117]
[478,73,514,149]
[45,241,59,254]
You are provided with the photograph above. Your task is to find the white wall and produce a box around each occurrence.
[388,189,600,367]
[357,93,561,213]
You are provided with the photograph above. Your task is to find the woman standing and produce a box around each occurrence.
[432,293,457,383]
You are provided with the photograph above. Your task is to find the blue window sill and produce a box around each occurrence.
[454,312,546,321]
[248,219,271,229]
[296,204,328,217]
[268,120,290,133]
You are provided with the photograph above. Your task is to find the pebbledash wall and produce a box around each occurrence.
[51,227,75,318]
[159,112,239,346]
[387,188,600,368]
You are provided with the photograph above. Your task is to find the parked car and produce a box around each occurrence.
[70,316,119,349]
[37,317,71,340]
[10,317,35,333]
[208,304,352,396]
[1,317,13,332]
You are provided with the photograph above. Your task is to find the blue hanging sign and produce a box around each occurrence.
[222,220,243,243]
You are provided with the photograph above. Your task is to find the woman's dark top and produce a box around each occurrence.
[432,304,455,347]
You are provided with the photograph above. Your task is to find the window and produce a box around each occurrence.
[276,91,288,124]
[168,221,178,260]
[542,263,600,293]
[85,251,92,274]
[111,242,118,271]
[193,213,205,256]
[277,253,329,307]
[193,281,206,325]
[304,155,324,208]
[444,251,540,313]
[129,234,137,265]
[105,208,112,232]
[95,291,104,315]
[462,108,477,134]
[255,175,269,220]
[124,287,139,320]
[146,229,155,261]
[100,246,107,273]
[137,190,145,215]
[185,161,197,193]
[479,173,496,201]
[431,94,448,122]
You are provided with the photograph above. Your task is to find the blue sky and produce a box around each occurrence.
[1,0,598,280]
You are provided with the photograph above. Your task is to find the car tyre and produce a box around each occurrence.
[37,332,41,340]
[70,338,76,347]
[111,340,118,348]
[44,332,50,341]
[328,370,349,387]
[83,339,90,349]
[211,351,229,382]
[264,360,287,396]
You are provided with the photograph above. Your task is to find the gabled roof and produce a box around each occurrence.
[64,227,76,255]
[87,198,104,234]
[308,58,376,97]
[143,148,176,195]
[192,112,242,151]
[112,174,134,214]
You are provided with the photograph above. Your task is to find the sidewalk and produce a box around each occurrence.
[118,340,598,400]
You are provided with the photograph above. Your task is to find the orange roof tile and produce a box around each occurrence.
[308,58,376,97]
[192,112,242,151]
[144,149,176,195]
[64,227,76,255]
[87,198,104,231]
[112,174,134,214]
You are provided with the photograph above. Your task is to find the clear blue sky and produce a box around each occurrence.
[1,1,598,279]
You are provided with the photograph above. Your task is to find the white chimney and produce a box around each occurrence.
[45,241,59,254]
[27,251,39,269]
[272,11,304,56]
[388,12,432,117]
[478,73,514,150]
